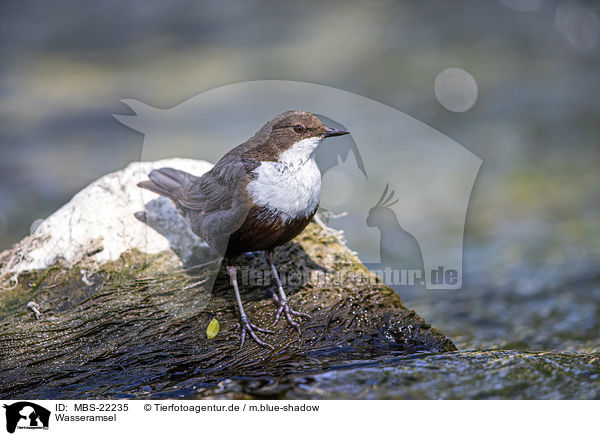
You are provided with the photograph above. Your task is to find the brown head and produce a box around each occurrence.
[248,110,349,161]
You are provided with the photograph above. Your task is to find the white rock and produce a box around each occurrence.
[0,158,214,276]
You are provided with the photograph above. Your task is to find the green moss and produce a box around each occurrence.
[0,222,454,399]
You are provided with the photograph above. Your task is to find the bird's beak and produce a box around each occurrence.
[323,127,350,138]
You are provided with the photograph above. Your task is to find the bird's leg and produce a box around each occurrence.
[226,265,274,349]
[268,288,281,306]
[265,250,312,332]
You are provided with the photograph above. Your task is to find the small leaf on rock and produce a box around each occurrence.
[206,317,220,339]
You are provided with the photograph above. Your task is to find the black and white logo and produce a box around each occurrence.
[3,402,50,434]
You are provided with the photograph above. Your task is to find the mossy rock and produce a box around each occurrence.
[0,159,454,399]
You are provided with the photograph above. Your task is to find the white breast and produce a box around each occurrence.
[246,137,323,222]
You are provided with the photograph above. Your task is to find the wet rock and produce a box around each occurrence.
[0,159,454,399]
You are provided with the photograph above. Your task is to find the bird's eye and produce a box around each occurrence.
[293,125,305,134]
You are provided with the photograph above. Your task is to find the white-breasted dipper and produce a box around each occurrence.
[138,111,349,348]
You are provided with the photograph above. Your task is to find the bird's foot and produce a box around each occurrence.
[271,296,311,333]
[240,315,274,350]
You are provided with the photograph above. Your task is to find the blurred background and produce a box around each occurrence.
[1,0,599,353]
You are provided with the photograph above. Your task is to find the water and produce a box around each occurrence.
[181,350,600,400]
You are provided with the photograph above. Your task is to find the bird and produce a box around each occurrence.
[137,110,349,348]
[366,185,424,283]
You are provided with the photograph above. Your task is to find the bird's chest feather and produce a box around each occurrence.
[246,158,321,222]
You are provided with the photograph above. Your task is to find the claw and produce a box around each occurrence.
[228,264,274,350]
[291,308,312,320]
[264,250,311,335]
[272,305,283,326]
[271,299,311,334]
[240,316,275,350]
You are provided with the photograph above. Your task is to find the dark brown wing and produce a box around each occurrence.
[179,155,259,211]
[138,154,260,256]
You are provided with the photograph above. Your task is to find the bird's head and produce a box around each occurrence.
[366,184,399,228]
[255,110,349,162]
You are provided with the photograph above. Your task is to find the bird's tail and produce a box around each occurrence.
[137,167,194,201]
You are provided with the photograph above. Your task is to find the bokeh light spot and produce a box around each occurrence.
[555,2,600,54]
[434,68,478,112]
